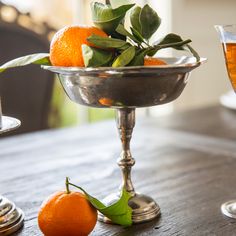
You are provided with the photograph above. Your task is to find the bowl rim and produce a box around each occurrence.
[42,56,207,74]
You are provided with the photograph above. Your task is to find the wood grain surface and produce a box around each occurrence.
[1,105,236,235]
[156,105,236,140]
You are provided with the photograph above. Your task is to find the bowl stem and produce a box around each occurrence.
[99,108,161,224]
[116,108,136,196]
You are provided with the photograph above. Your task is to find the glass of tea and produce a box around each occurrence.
[215,24,236,218]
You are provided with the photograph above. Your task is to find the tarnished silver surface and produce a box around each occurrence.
[43,57,206,108]
[221,201,236,219]
[0,116,24,235]
[43,56,206,224]
[0,116,21,134]
[0,196,24,235]
[116,108,136,195]
[112,108,160,223]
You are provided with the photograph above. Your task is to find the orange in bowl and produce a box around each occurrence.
[144,57,167,66]
[50,25,108,67]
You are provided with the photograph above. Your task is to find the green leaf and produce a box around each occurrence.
[158,33,185,50]
[116,24,140,44]
[128,50,147,66]
[109,0,133,8]
[99,189,132,226]
[34,56,51,65]
[91,2,135,34]
[152,35,200,61]
[87,34,128,49]
[82,45,113,67]
[68,181,132,226]
[118,43,132,51]
[0,53,50,73]
[110,30,127,41]
[130,27,145,43]
[140,4,161,39]
[146,48,158,57]
[185,44,200,62]
[112,46,136,67]
[130,6,142,34]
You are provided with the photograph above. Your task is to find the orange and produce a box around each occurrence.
[50,25,108,67]
[99,97,114,106]
[38,191,97,236]
[144,57,167,66]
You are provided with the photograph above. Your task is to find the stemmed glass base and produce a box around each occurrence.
[0,116,24,235]
[221,200,236,219]
[98,108,161,224]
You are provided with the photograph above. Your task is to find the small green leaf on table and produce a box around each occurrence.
[82,45,113,67]
[67,180,132,226]
[99,189,132,226]
[112,46,136,67]
[0,53,50,73]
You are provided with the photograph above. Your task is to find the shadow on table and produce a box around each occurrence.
[97,217,161,236]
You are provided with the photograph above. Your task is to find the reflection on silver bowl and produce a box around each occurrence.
[43,57,206,108]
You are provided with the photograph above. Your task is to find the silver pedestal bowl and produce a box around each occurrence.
[43,56,206,224]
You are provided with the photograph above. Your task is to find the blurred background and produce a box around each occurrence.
[0,0,235,133]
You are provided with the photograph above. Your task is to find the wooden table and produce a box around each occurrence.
[1,104,236,236]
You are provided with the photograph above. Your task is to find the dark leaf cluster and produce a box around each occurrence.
[84,2,200,67]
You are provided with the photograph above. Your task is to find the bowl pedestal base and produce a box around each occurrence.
[98,192,161,224]
[99,108,161,224]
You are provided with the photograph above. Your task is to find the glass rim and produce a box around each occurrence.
[215,24,236,28]
[42,56,207,75]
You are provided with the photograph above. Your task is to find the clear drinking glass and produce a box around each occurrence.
[215,24,236,218]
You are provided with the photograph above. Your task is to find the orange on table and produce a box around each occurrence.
[50,25,108,67]
[144,57,167,66]
[38,191,97,236]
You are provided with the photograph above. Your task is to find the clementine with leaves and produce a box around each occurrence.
[38,190,97,236]
[0,2,200,72]
[50,26,108,67]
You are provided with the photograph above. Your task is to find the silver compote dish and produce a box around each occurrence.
[0,115,24,235]
[43,56,206,224]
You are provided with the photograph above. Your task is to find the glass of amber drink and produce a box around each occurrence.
[215,24,236,218]
[216,25,236,90]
